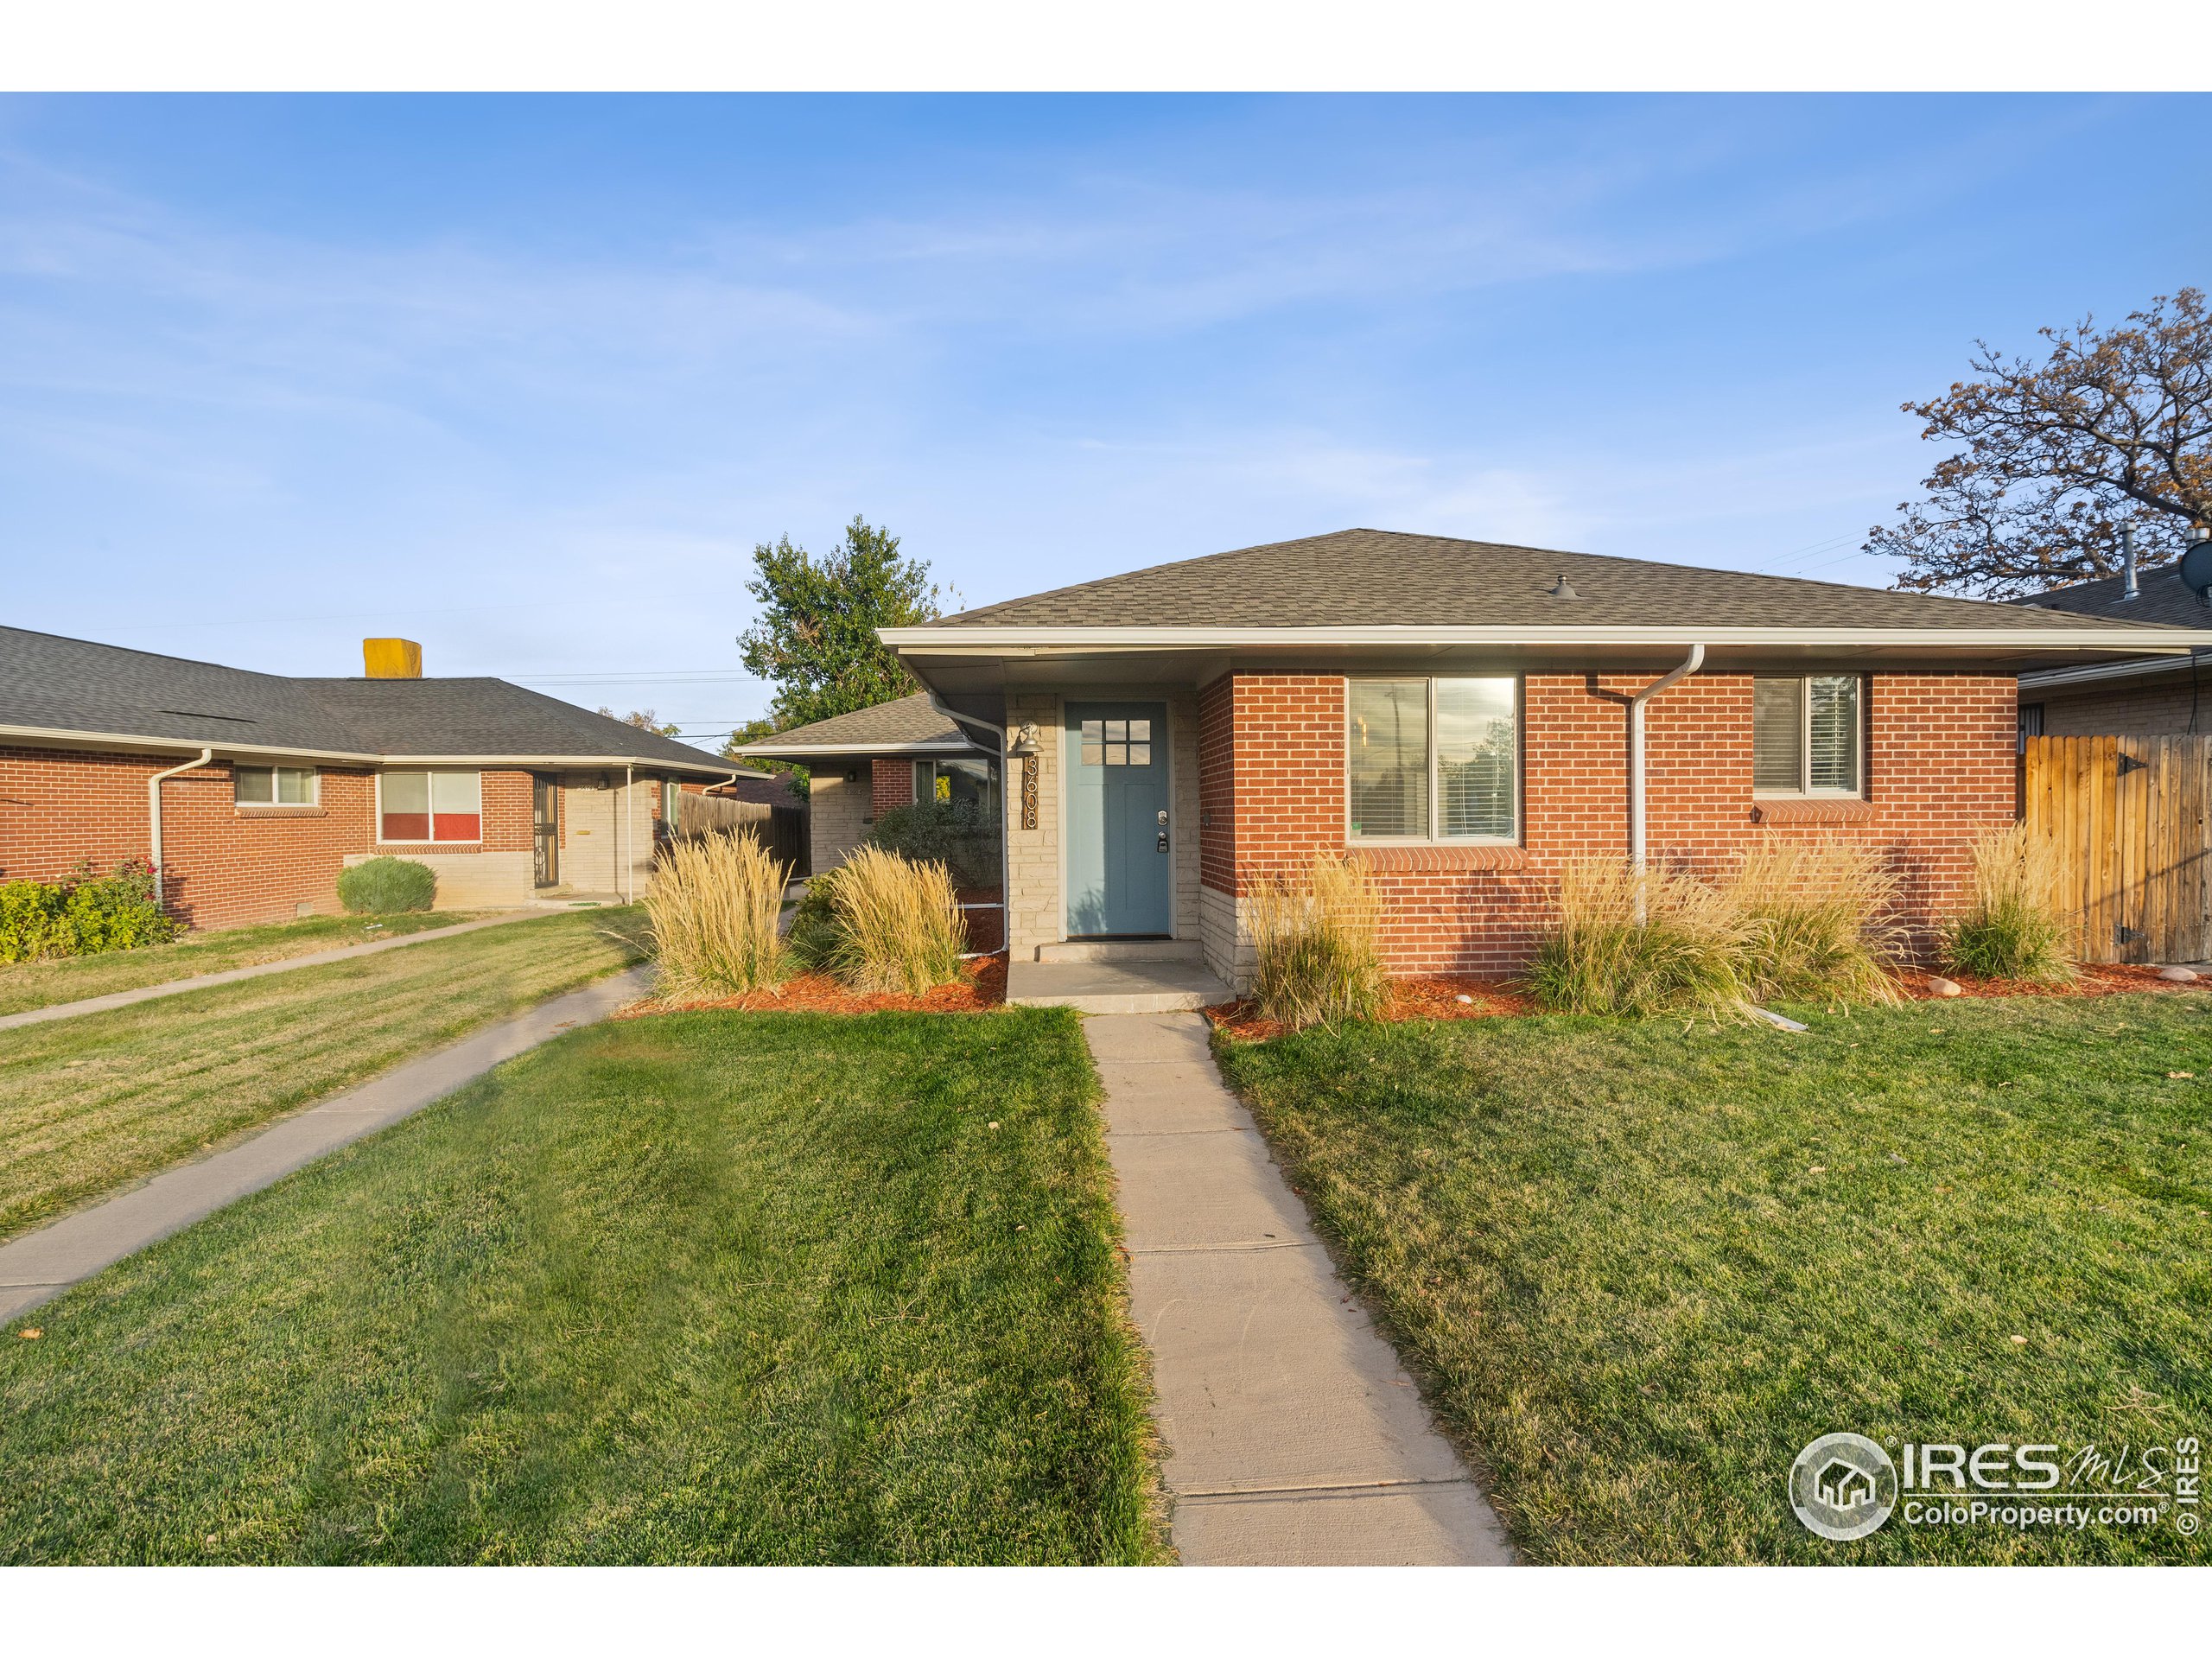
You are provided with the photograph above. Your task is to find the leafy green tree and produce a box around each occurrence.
[1868,289,2210,598]
[737,516,941,729]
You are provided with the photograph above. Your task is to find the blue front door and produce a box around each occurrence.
[1065,701,1172,937]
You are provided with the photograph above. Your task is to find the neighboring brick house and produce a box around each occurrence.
[736,692,1004,951]
[2012,552,2212,736]
[0,628,760,931]
[867,528,2212,988]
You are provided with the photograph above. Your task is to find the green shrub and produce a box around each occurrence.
[338,856,438,915]
[1942,823,2075,983]
[1527,860,1751,1019]
[1723,838,1903,1006]
[815,845,967,994]
[1245,854,1389,1029]
[645,831,787,998]
[0,858,177,963]
[867,798,998,889]
[785,882,841,971]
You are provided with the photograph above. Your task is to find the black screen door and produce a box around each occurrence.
[532,775,559,888]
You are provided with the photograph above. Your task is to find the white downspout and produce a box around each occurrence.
[624,763,635,905]
[148,747,214,914]
[1628,645,1705,917]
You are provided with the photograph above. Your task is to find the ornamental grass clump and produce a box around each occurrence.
[817,844,967,995]
[645,830,789,998]
[1722,838,1904,1006]
[1942,823,2075,984]
[1244,854,1389,1030]
[1527,858,1752,1019]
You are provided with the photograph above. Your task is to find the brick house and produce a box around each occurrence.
[1,628,759,931]
[737,692,1005,951]
[2012,550,2212,736]
[870,529,2211,988]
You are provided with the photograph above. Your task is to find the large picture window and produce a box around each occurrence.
[234,765,317,805]
[379,771,482,842]
[1347,678,1519,842]
[1753,676,1863,796]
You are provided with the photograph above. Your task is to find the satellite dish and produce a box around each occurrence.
[2179,537,2212,598]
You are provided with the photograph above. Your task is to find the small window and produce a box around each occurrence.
[1079,719,1151,768]
[380,771,482,842]
[1348,677,1519,842]
[1753,676,1863,796]
[234,765,317,805]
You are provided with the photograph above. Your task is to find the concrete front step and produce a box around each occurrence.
[1034,938,1206,964]
[1005,957,1232,1014]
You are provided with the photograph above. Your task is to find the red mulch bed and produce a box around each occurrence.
[1206,963,2204,1039]
[1902,962,2203,1001]
[1206,975,1533,1041]
[622,953,1008,1018]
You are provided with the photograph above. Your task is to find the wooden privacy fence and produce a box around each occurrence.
[2020,735,2212,964]
[673,792,810,877]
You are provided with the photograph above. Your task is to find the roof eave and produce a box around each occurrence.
[0,725,742,776]
[735,739,982,759]
[880,624,2212,651]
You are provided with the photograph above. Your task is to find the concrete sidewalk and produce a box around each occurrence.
[1086,1012,1513,1566]
[0,965,652,1323]
[0,910,548,1033]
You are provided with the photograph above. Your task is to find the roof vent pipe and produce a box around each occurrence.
[1549,575,1580,600]
[2120,524,2139,602]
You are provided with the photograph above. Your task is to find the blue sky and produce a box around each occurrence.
[2,94,2205,747]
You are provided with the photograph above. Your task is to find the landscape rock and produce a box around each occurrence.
[1928,976,1963,997]
[2158,965,2200,982]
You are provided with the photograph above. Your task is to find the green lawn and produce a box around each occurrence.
[0,908,648,1243]
[0,1010,1166,1565]
[1214,994,2212,1565]
[0,909,497,1017]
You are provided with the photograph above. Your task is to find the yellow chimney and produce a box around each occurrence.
[363,638,423,679]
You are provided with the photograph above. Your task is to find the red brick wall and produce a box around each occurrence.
[1199,671,2018,976]
[872,756,916,818]
[2035,676,2203,736]
[2,749,543,931]
[1,746,377,931]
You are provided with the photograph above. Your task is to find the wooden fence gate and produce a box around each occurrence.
[2020,735,2212,963]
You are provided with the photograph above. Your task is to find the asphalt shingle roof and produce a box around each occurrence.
[0,626,738,772]
[934,529,2197,634]
[735,692,972,754]
[2013,563,2212,629]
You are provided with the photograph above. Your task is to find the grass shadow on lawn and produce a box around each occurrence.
[0,1007,1168,1566]
[1213,992,2212,1564]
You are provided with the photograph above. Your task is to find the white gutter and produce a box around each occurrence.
[734,740,976,759]
[880,623,2210,652]
[2019,652,2206,692]
[148,747,214,912]
[1628,645,1705,915]
[0,725,738,777]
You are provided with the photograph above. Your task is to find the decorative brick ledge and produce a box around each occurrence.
[1345,844,1531,873]
[1750,798,1875,825]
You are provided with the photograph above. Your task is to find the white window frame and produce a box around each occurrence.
[232,764,320,807]
[1344,677,1522,846]
[1752,674,1866,799]
[375,770,485,845]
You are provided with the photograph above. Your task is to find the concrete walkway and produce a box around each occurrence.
[0,965,652,1323]
[0,910,551,1033]
[1087,1012,1513,1566]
